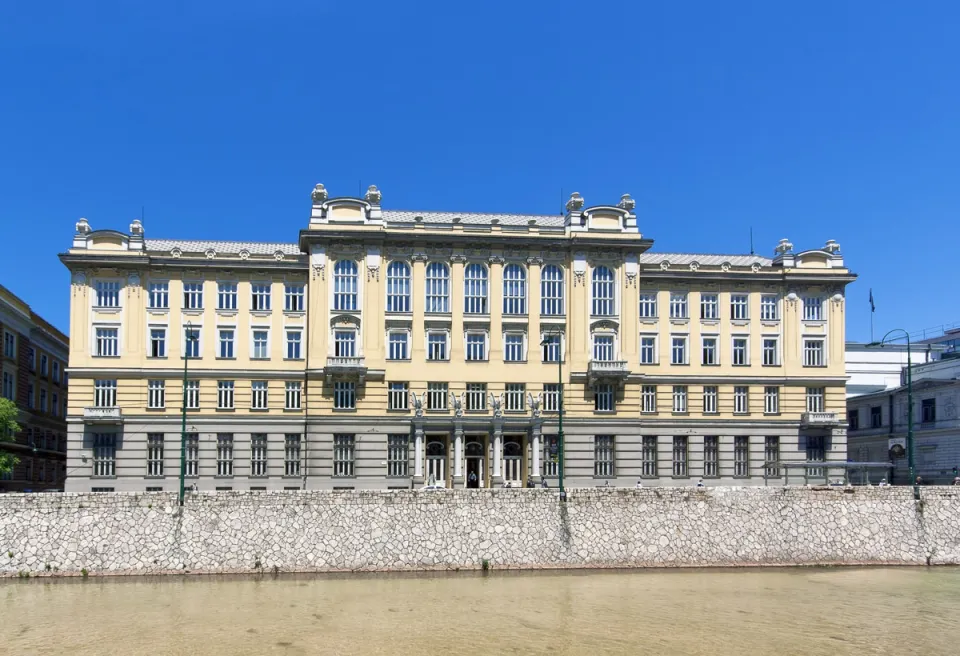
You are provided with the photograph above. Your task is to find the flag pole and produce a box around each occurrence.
[869,289,875,343]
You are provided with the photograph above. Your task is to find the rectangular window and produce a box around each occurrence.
[27,383,34,408]
[217,381,235,410]
[542,435,560,476]
[217,434,234,476]
[701,336,717,365]
[638,293,658,319]
[3,332,14,359]
[27,346,35,370]
[702,385,718,414]
[764,436,780,478]
[505,383,525,412]
[93,433,116,477]
[183,283,203,310]
[760,295,779,321]
[388,332,408,360]
[848,409,860,431]
[333,434,355,477]
[703,436,718,477]
[2,372,14,400]
[806,387,825,413]
[428,333,448,361]
[803,297,823,321]
[594,435,615,477]
[217,282,237,310]
[388,434,409,477]
[543,383,561,412]
[803,339,825,367]
[184,380,200,410]
[427,383,448,410]
[218,329,234,358]
[642,436,658,477]
[148,380,165,409]
[541,334,562,363]
[594,384,614,412]
[285,381,302,410]
[148,282,169,309]
[39,389,47,412]
[700,293,718,320]
[734,436,749,477]
[251,283,272,311]
[95,327,119,357]
[40,354,48,376]
[734,386,749,414]
[921,398,936,424]
[388,382,409,410]
[465,333,487,361]
[53,361,60,383]
[147,433,164,477]
[284,284,305,312]
[184,326,200,359]
[541,268,564,316]
[466,383,487,411]
[185,433,199,477]
[671,336,687,365]
[504,333,525,362]
[96,281,121,308]
[730,294,749,320]
[330,330,354,358]
[762,337,779,366]
[250,434,268,477]
[334,382,356,410]
[669,293,688,319]
[94,380,117,407]
[732,337,748,366]
[764,386,780,414]
[640,335,656,364]
[285,330,303,359]
[641,385,657,413]
[251,381,268,410]
[672,385,687,413]
[806,435,826,476]
[252,330,269,359]
[593,334,615,362]
[871,405,882,428]
[150,327,167,358]
[284,434,301,476]
[672,436,687,477]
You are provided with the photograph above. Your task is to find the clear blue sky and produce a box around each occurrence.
[2,1,957,341]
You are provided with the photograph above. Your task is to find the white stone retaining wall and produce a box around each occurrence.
[2,487,959,577]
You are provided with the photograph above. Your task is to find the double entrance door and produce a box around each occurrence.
[423,433,527,488]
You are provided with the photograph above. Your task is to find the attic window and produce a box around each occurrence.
[414,216,423,222]
[490,218,500,225]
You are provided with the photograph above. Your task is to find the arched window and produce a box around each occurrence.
[503,264,527,315]
[540,265,564,316]
[333,260,358,311]
[386,261,411,313]
[591,266,616,316]
[425,262,450,313]
[463,263,488,314]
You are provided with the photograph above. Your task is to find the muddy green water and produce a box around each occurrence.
[2,568,960,655]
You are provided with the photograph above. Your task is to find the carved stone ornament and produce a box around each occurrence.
[274,250,285,261]
[450,253,468,264]
[565,192,584,213]
[129,219,144,236]
[72,272,87,286]
[366,264,380,282]
[170,248,182,259]
[75,218,91,234]
[205,249,216,260]
[526,256,544,266]
[720,261,731,272]
[625,270,638,287]
[489,392,504,419]
[823,239,841,254]
[660,260,670,271]
[689,261,700,272]
[239,249,250,260]
[410,391,424,418]
[617,193,636,211]
[573,270,586,286]
[312,263,325,281]
[411,252,429,263]
[775,238,793,255]
[527,392,543,419]
[450,392,465,418]
[831,292,844,304]
[311,183,328,204]
[488,255,505,265]
[365,184,382,204]
[127,273,140,286]
[751,262,762,273]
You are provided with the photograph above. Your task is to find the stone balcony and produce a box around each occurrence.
[800,412,840,428]
[325,356,368,384]
[587,360,630,387]
[82,407,124,424]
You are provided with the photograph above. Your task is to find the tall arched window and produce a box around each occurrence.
[333,260,358,311]
[425,262,450,313]
[463,263,488,314]
[503,264,527,315]
[386,261,411,313]
[591,266,616,316]
[540,265,564,316]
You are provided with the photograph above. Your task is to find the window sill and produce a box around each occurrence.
[760,319,781,324]
[283,311,306,318]
[182,308,204,314]
[283,407,303,412]
[672,412,690,417]
[249,476,269,480]
[764,412,781,417]
[733,413,751,416]
[802,365,828,368]
[283,358,305,362]
[761,363,781,367]
[426,359,450,363]
[802,320,827,326]
[593,475,617,480]
[426,410,449,415]
[216,308,238,314]
[670,363,689,367]
[92,306,122,312]
[504,360,527,364]
[92,355,121,359]
[144,475,166,480]
[593,411,617,415]
[424,312,452,319]
[333,408,357,413]
[216,407,236,412]
[250,357,271,361]
[700,318,720,324]
[463,313,490,319]
[216,357,237,361]
[540,314,566,319]
[90,476,118,480]
[282,475,302,480]
[465,409,488,415]
[669,318,690,324]
[249,408,270,412]
[386,358,412,362]
[732,364,750,367]
[147,307,170,312]
[731,319,751,326]
[701,362,720,367]
[213,476,235,480]
[251,310,273,317]
[146,407,167,412]
[671,476,691,480]
[147,356,168,360]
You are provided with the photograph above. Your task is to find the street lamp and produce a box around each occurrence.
[540,330,565,501]
[179,321,199,506]
[866,329,916,497]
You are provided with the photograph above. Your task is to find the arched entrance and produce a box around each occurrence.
[503,436,523,486]
[465,438,484,488]
[426,440,447,487]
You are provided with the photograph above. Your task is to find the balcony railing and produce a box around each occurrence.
[325,356,368,384]
[83,407,123,423]
[587,360,630,386]
[801,411,840,427]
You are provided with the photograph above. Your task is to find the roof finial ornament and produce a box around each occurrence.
[565,192,584,212]
[774,238,793,255]
[823,239,841,254]
[365,185,382,205]
[75,218,91,234]
[129,219,143,236]
[311,183,328,204]
[617,193,636,211]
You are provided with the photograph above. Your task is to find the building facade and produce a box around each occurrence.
[60,186,855,492]
[1,284,69,492]
[845,342,942,398]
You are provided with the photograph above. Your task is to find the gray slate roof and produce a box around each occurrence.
[382,210,565,227]
[639,253,772,266]
[145,239,302,256]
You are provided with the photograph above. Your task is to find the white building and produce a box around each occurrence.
[845,342,942,398]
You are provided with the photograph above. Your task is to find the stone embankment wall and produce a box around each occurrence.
[2,487,959,577]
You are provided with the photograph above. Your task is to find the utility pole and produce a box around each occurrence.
[179,322,197,506]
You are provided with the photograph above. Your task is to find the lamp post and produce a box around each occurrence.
[866,329,915,496]
[179,322,198,506]
[540,331,565,501]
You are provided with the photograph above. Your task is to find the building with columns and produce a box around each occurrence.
[60,186,855,492]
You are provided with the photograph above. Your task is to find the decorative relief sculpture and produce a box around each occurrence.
[573,270,585,286]
[366,264,380,282]
[489,393,504,418]
[205,249,216,260]
[364,185,382,204]
[617,193,636,211]
[660,260,671,271]
[527,392,543,418]
[565,192,584,212]
[410,392,424,418]
[239,249,250,260]
[450,392,465,418]
[775,238,793,255]
[312,264,325,281]
[751,262,762,273]
[689,261,700,272]
[311,183,328,204]
[720,261,731,272]
[625,270,638,287]
[488,255,505,265]
[274,250,285,261]
[171,248,182,259]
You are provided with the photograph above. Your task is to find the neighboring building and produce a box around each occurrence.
[917,326,960,358]
[60,186,856,492]
[0,284,69,492]
[845,342,942,398]
[848,357,960,484]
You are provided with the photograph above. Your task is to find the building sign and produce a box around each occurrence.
[888,437,906,458]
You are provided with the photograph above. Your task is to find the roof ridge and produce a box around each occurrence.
[383,209,562,218]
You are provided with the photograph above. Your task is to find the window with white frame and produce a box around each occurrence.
[252,329,269,359]
[149,327,166,358]
[465,332,487,361]
[333,434,355,477]
[93,433,116,477]
[217,282,237,310]
[764,386,779,414]
[333,330,355,358]
[185,433,199,476]
[806,387,825,413]
[594,384,615,412]
[217,433,234,476]
[760,294,779,320]
[639,292,657,319]
[505,383,525,411]
[94,379,117,407]
[285,382,302,410]
[96,281,121,307]
[765,437,780,477]
[762,337,779,366]
[334,382,356,410]
[641,385,657,413]
[183,283,203,310]
[427,332,447,361]
[217,381,235,409]
[669,293,688,319]
[591,266,616,316]
[285,434,301,477]
[540,265,564,315]
[503,264,527,315]
[95,327,119,357]
[148,380,165,409]
[251,381,268,410]
[425,262,450,313]
[703,436,719,477]
[803,338,825,367]
[671,336,687,365]
[427,383,448,410]
[730,294,749,320]
[183,326,200,358]
[286,330,303,359]
[39,389,47,413]
[593,334,615,362]
[700,293,718,319]
[594,435,615,477]
[543,384,561,412]
[251,283,271,311]
[250,434,268,477]
[2,332,13,359]
[184,380,200,410]
[803,297,823,321]
[2,372,14,400]
[640,335,656,364]
[672,436,688,477]
[148,282,169,309]
[732,337,748,366]
[40,354,47,376]
[333,261,359,311]
[733,386,749,414]
[388,331,409,360]
[701,336,717,365]
[703,385,718,414]
[541,333,562,363]
[217,328,234,358]
[463,263,488,314]
[26,346,35,370]
[387,434,409,477]
[672,385,687,413]
[466,383,486,411]
[386,261,411,313]
[388,382,408,410]
[642,436,658,477]
[284,284,305,312]
[147,433,164,476]
[734,436,749,477]
[542,435,560,476]
[504,333,525,362]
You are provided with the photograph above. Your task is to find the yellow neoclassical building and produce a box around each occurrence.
[60,186,855,491]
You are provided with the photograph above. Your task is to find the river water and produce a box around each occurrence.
[2,568,959,655]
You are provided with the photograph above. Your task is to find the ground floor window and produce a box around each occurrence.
[93,433,116,477]
[185,433,199,477]
[672,436,687,477]
[217,433,234,477]
[594,435,615,477]
[542,435,559,476]
[147,433,164,476]
[703,436,718,477]
[805,435,826,477]
[642,436,658,477]
[334,434,355,477]
[284,434,301,477]
[250,433,268,477]
[734,436,749,477]
[388,434,409,477]
[764,436,780,478]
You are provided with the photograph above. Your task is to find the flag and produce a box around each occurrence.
[869,289,875,312]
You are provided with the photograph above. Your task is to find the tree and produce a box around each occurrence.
[0,397,21,477]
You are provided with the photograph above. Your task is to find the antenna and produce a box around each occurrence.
[749,227,754,255]
[141,205,144,222]
[560,187,564,215]
[358,180,362,198]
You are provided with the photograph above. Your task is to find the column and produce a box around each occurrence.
[450,255,465,361]
[531,421,542,478]
[492,421,503,484]
[489,255,504,361]
[413,423,424,483]
[453,423,464,485]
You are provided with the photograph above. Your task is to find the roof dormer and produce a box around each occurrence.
[309,183,384,227]
[564,192,639,234]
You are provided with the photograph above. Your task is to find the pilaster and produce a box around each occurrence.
[488,255,503,361]
[450,256,465,362]
[453,422,464,485]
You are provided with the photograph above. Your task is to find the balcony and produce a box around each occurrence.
[800,412,840,428]
[325,356,368,384]
[83,407,123,424]
[588,360,630,387]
